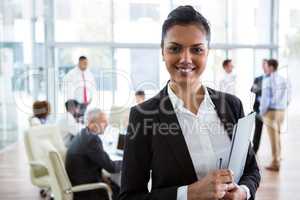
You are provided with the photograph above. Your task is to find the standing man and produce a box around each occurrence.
[219,59,237,95]
[251,59,269,154]
[62,56,96,116]
[260,59,291,171]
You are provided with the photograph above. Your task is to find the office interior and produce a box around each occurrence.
[0,0,299,199]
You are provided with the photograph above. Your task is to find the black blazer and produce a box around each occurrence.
[251,76,264,112]
[66,128,121,186]
[119,85,260,200]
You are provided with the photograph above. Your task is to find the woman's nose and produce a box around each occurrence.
[179,49,192,64]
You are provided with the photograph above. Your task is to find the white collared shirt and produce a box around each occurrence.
[167,84,250,200]
[62,67,96,104]
[219,72,237,95]
[57,112,84,138]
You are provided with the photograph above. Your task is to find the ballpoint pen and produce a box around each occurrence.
[219,158,223,169]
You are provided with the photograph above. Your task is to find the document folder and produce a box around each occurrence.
[227,112,256,183]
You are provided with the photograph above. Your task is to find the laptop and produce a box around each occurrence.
[116,133,125,155]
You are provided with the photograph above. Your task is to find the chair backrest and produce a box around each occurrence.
[27,125,67,162]
[47,151,73,200]
[24,130,34,162]
[109,106,129,132]
[24,130,49,183]
[28,116,42,126]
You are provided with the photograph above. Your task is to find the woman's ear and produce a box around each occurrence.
[161,49,165,61]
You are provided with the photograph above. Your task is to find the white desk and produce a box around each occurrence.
[101,127,123,186]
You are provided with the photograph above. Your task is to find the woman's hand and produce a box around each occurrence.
[187,169,234,200]
[223,184,247,200]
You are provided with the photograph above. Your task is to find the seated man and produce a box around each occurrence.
[66,108,122,200]
[57,99,83,147]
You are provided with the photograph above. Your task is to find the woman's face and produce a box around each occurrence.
[162,24,209,87]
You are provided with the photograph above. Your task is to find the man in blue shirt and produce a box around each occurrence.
[260,59,291,171]
[251,59,269,154]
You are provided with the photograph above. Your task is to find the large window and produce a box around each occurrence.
[228,49,255,113]
[279,0,299,115]
[55,0,112,42]
[113,0,169,43]
[0,0,47,149]
[174,0,227,43]
[114,48,161,107]
[55,47,113,112]
[1,0,280,149]
[228,0,272,44]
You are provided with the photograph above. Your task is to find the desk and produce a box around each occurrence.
[101,127,156,189]
[101,127,123,186]
[102,149,123,186]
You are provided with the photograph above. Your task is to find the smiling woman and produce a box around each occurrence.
[161,23,209,114]
[119,5,260,200]
[163,25,208,89]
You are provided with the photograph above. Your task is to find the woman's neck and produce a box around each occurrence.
[169,81,205,114]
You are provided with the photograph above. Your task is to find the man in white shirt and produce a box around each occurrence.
[62,56,96,116]
[219,59,237,95]
[57,99,84,147]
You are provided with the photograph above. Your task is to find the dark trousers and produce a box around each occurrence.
[74,188,109,200]
[73,179,120,200]
[252,114,263,154]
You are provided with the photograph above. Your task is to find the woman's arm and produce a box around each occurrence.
[238,146,261,200]
[119,107,179,200]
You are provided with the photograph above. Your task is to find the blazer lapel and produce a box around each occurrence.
[155,86,239,183]
[207,88,237,139]
[157,85,197,184]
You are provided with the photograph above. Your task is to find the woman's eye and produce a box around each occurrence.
[168,46,181,53]
[192,47,204,54]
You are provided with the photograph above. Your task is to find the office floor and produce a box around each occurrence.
[0,143,40,200]
[255,112,300,200]
[0,130,19,150]
[0,111,299,200]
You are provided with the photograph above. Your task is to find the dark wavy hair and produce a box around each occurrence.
[267,59,278,71]
[161,5,211,48]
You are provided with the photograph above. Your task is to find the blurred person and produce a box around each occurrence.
[134,90,145,104]
[62,56,96,117]
[120,6,260,200]
[260,59,291,171]
[29,100,51,126]
[66,108,122,200]
[57,99,84,147]
[250,59,269,154]
[219,59,237,95]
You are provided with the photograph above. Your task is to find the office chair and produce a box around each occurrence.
[27,125,67,161]
[24,130,51,197]
[24,125,67,197]
[47,150,112,200]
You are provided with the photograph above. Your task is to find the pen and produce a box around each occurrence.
[219,158,223,169]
